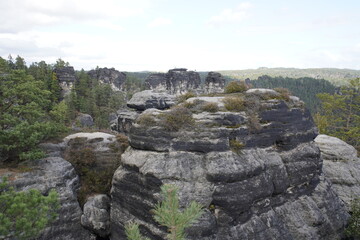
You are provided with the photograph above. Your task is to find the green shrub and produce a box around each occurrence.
[229,139,245,154]
[274,87,291,101]
[224,81,248,93]
[116,134,129,151]
[126,184,203,240]
[223,97,245,112]
[0,177,60,240]
[247,113,262,132]
[201,102,219,112]
[177,92,196,103]
[161,107,195,131]
[346,198,360,238]
[136,113,156,126]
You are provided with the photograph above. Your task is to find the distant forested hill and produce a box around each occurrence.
[250,75,337,113]
[219,68,360,86]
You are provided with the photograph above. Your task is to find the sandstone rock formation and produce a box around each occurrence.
[111,109,139,134]
[315,134,360,210]
[53,66,76,97]
[145,68,201,94]
[127,90,176,111]
[72,113,94,131]
[110,91,349,239]
[88,67,126,91]
[204,72,226,94]
[0,155,95,240]
[81,194,111,237]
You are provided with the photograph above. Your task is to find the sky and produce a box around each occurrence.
[0,0,360,71]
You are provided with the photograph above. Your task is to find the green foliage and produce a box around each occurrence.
[345,198,360,238]
[136,113,157,126]
[161,107,195,131]
[177,92,196,103]
[0,69,64,162]
[125,223,150,240]
[315,78,360,151]
[224,81,248,94]
[251,75,336,112]
[274,87,291,101]
[0,177,60,240]
[153,185,203,240]
[201,102,219,113]
[229,139,245,154]
[219,67,360,86]
[223,96,245,112]
[64,137,124,206]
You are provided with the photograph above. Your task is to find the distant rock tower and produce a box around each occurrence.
[87,67,126,91]
[53,66,76,98]
[204,71,226,94]
[145,68,201,95]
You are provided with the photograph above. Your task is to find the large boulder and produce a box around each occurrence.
[127,90,176,111]
[110,94,349,239]
[112,109,140,134]
[81,194,111,237]
[315,134,360,209]
[204,72,226,94]
[87,67,126,91]
[0,155,95,240]
[145,68,201,95]
[72,113,94,131]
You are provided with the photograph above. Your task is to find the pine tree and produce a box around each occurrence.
[315,78,360,150]
[0,177,60,240]
[126,184,203,240]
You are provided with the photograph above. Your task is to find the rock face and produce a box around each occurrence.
[145,68,201,94]
[88,67,126,91]
[112,109,139,134]
[204,72,226,94]
[53,66,76,97]
[315,134,360,209]
[127,90,176,111]
[110,92,349,239]
[72,113,94,131]
[0,155,95,240]
[81,194,111,237]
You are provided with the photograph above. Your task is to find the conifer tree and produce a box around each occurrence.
[126,184,203,240]
[0,177,60,240]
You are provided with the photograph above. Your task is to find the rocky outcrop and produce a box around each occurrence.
[53,66,76,97]
[88,67,126,91]
[112,109,139,134]
[72,113,94,131]
[145,68,201,94]
[81,194,111,237]
[110,92,349,239]
[315,134,360,210]
[204,72,225,94]
[0,156,95,240]
[127,90,176,111]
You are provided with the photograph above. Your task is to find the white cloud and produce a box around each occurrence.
[147,17,172,28]
[207,2,252,27]
[0,0,150,33]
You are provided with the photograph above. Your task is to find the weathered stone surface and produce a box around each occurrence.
[112,109,139,134]
[64,132,122,170]
[53,66,76,97]
[81,194,111,237]
[204,72,225,94]
[315,134,360,209]
[0,156,95,240]
[127,90,176,111]
[72,113,94,130]
[145,68,201,94]
[110,95,348,239]
[88,67,126,91]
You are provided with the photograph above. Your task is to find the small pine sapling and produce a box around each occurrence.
[126,184,203,240]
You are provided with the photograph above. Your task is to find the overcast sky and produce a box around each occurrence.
[1,0,359,71]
